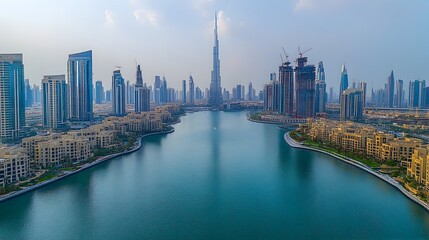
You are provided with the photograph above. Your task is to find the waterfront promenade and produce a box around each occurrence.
[0,128,175,203]
[284,132,429,212]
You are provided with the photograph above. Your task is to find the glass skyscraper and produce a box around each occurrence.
[112,70,126,116]
[42,75,68,129]
[339,64,348,102]
[278,60,294,116]
[387,70,395,108]
[67,50,93,121]
[294,57,316,118]
[315,61,327,114]
[95,81,104,104]
[340,88,363,121]
[0,54,25,142]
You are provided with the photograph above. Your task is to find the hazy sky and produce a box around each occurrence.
[1,0,428,93]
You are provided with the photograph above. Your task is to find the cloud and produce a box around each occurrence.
[217,10,230,35]
[104,10,114,26]
[134,8,159,26]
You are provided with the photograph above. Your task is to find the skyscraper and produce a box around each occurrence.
[188,75,195,105]
[42,75,68,129]
[340,88,363,121]
[154,76,161,104]
[95,81,104,104]
[182,80,187,105]
[236,84,242,101]
[0,54,25,142]
[339,64,348,102]
[67,50,93,121]
[359,82,367,107]
[396,79,404,108]
[295,56,316,118]
[248,82,253,101]
[24,79,33,107]
[208,12,222,106]
[387,70,395,108]
[112,70,125,116]
[409,80,426,108]
[135,64,150,113]
[161,77,168,103]
[278,60,294,115]
[314,61,326,114]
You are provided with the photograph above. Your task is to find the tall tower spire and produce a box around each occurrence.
[209,11,222,106]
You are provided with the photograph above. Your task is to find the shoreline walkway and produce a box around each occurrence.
[284,132,429,213]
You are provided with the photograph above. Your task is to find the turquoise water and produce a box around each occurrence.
[0,111,429,239]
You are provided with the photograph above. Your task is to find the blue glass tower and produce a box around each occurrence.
[112,70,126,116]
[339,64,348,102]
[387,70,394,108]
[0,54,25,142]
[67,50,93,121]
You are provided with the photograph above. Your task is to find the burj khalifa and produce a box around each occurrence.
[208,12,223,106]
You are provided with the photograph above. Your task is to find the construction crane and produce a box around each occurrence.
[298,47,312,58]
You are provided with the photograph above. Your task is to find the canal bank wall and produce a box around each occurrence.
[284,132,429,213]
[0,128,175,203]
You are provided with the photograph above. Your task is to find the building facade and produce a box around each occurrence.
[42,75,68,129]
[0,54,25,142]
[112,70,126,116]
[67,50,93,121]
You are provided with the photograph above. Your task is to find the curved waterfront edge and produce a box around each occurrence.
[0,128,175,203]
[284,131,429,213]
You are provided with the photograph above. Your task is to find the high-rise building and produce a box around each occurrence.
[24,79,33,107]
[278,61,294,115]
[105,90,111,102]
[340,88,363,121]
[42,75,68,129]
[359,82,367,107]
[161,77,168,103]
[112,70,125,116]
[196,87,203,101]
[95,81,104,104]
[409,80,426,108]
[295,56,316,118]
[208,12,222,106]
[188,75,195,105]
[0,54,25,142]
[135,65,150,112]
[32,84,41,104]
[248,82,253,101]
[67,50,93,121]
[396,79,404,108]
[314,61,326,114]
[236,84,242,101]
[339,64,348,102]
[154,76,161,104]
[182,80,187,105]
[387,70,395,108]
[263,78,280,112]
[167,88,176,102]
[329,87,334,103]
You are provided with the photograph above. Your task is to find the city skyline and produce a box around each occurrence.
[1,0,428,92]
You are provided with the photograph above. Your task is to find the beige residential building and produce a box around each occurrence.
[0,146,30,186]
[380,138,422,166]
[366,132,394,159]
[34,136,91,168]
[407,146,429,191]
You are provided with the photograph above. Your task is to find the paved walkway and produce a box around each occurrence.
[284,132,429,213]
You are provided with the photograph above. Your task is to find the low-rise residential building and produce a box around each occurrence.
[0,146,31,186]
[34,136,91,168]
[408,147,429,191]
